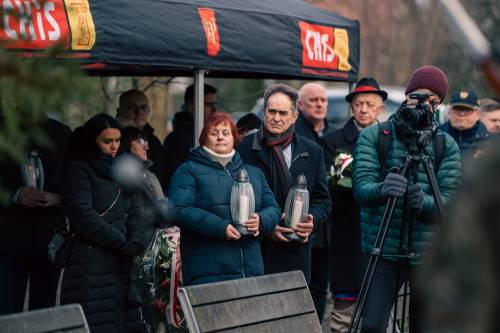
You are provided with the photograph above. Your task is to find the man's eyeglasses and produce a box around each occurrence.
[124,103,151,114]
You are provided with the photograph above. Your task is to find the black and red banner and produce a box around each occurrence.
[0,0,359,82]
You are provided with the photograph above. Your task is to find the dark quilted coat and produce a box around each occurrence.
[168,147,281,286]
[352,120,461,265]
[440,120,490,162]
[60,155,145,333]
[0,117,71,256]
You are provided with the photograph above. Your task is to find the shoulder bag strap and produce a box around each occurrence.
[100,188,122,217]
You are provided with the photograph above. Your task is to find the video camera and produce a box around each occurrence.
[396,93,439,152]
[398,93,435,129]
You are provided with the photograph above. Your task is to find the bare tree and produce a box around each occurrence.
[307,0,499,97]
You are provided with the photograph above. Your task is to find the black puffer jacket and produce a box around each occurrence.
[60,154,145,333]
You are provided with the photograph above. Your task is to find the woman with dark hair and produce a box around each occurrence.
[168,112,280,286]
[61,114,146,333]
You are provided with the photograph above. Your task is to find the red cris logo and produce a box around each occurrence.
[198,8,220,57]
[0,0,95,50]
[1,0,70,49]
[299,21,351,72]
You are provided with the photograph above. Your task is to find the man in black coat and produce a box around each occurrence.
[116,89,163,179]
[295,82,331,323]
[237,83,331,287]
[320,77,386,332]
[161,84,218,189]
[0,115,71,314]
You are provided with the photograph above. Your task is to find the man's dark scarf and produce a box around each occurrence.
[260,124,295,208]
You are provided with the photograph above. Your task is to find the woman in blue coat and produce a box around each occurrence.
[168,112,280,286]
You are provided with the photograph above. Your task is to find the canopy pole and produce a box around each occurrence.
[194,69,205,147]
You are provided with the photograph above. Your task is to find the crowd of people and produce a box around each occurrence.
[0,66,499,333]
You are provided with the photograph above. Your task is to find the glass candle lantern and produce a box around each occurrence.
[230,168,255,236]
[22,149,44,190]
[283,174,309,241]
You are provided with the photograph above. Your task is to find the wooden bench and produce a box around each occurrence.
[178,270,322,333]
[0,304,89,333]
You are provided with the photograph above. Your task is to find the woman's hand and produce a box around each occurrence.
[271,226,293,242]
[225,224,241,240]
[293,214,314,243]
[244,213,260,237]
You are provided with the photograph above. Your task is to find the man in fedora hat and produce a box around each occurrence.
[352,66,461,332]
[440,89,490,162]
[320,77,386,332]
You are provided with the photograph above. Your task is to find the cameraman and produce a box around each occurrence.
[352,66,461,333]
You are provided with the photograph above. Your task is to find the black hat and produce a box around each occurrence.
[345,77,388,102]
[236,113,262,133]
[450,89,479,109]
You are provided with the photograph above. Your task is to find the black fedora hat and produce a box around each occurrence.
[345,77,388,102]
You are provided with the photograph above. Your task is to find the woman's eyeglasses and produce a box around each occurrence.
[138,138,149,148]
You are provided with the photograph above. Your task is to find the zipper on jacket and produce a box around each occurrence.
[291,152,309,166]
[240,247,246,278]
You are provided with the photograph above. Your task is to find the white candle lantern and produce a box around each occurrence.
[283,174,309,241]
[230,168,255,236]
[22,149,44,190]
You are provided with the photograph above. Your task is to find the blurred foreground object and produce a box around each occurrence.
[440,0,500,94]
[422,137,500,333]
[111,153,172,220]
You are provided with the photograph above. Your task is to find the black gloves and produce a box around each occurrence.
[408,184,424,213]
[381,173,425,213]
[381,173,408,198]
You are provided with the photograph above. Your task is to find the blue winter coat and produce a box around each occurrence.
[440,121,490,162]
[168,147,280,286]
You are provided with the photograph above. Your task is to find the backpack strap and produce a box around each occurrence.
[378,122,444,176]
[377,121,392,177]
[432,132,445,172]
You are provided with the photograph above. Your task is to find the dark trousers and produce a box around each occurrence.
[360,257,425,333]
[0,255,60,315]
[310,247,330,323]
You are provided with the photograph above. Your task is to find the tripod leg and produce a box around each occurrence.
[392,264,402,333]
[349,162,411,333]
[348,197,399,333]
[400,277,410,333]
[423,157,444,216]
[348,198,399,333]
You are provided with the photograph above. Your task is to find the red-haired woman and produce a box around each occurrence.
[168,112,280,286]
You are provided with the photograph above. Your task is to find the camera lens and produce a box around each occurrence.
[400,104,431,128]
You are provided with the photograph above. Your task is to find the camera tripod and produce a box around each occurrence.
[349,140,444,333]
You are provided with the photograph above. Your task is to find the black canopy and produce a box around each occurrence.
[5,0,360,82]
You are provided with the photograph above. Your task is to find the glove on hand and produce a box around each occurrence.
[408,184,424,212]
[381,173,408,198]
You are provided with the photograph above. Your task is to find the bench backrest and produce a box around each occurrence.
[178,270,321,333]
[0,304,90,333]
